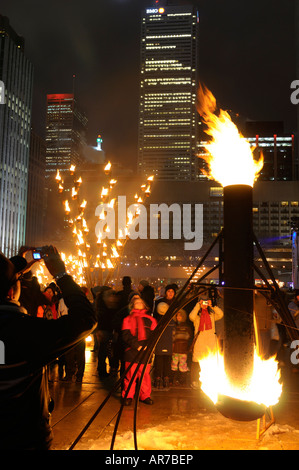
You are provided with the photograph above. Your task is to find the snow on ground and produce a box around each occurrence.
[80,410,299,451]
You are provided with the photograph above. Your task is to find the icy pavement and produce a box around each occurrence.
[76,404,299,451]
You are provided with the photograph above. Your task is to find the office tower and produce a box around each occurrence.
[25,130,46,245]
[245,121,296,181]
[138,4,200,181]
[45,93,88,174]
[0,16,34,257]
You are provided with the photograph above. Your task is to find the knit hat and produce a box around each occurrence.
[165,284,177,294]
[157,302,169,316]
[128,291,140,304]
[10,255,28,274]
[0,252,27,299]
[175,308,187,322]
[128,291,143,310]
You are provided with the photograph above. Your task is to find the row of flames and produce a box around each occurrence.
[53,161,154,287]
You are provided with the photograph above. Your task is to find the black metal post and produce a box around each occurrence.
[223,184,255,389]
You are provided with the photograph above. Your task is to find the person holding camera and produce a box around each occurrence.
[189,295,223,390]
[0,245,97,450]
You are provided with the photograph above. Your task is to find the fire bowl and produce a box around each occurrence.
[215,394,266,422]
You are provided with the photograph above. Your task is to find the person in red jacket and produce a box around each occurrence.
[121,294,157,405]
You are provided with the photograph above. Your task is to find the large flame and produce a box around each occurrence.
[196,84,282,410]
[199,348,282,408]
[197,84,263,187]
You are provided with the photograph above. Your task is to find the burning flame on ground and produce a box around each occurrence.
[197,84,263,188]
[199,348,282,409]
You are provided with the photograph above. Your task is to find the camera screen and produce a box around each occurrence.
[33,252,42,260]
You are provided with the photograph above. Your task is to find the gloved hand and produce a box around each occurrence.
[43,245,66,278]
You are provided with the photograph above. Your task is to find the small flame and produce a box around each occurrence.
[108,198,116,208]
[76,230,84,246]
[109,178,117,188]
[101,187,109,198]
[97,233,103,244]
[106,259,114,269]
[104,161,112,173]
[64,200,70,214]
[111,245,119,258]
[71,187,78,199]
[82,218,89,233]
[70,164,76,174]
[197,84,263,188]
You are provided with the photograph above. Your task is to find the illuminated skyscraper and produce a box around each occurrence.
[138,4,200,181]
[25,130,46,245]
[244,121,296,181]
[45,93,88,174]
[0,16,34,256]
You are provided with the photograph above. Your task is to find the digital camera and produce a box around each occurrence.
[32,247,47,260]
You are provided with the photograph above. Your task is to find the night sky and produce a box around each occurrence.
[1,0,296,169]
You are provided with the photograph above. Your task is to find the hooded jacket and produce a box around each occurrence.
[0,274,97,450]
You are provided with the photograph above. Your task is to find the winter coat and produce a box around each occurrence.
[0,275,97,450]
[37,301,58,320]
[172,322,192,354]
[95,288,119,332]
[122,308,157,364]
[153,299,175,356]
[189,302,223,362]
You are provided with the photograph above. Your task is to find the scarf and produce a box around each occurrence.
[129,309,148,341]
[198,308,212,331]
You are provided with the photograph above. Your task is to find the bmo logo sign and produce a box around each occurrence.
[146,8,165,14]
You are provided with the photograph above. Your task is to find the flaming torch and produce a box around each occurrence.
[197,84,282,421]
